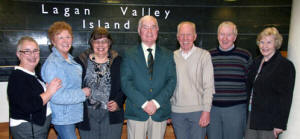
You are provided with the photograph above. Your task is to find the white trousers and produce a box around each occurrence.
[127,117,167,139]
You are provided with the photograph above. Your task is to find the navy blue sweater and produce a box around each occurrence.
[7,69,46,126]
[210,46,252,107]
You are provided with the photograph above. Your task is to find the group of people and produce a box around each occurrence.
[7,15,295,139]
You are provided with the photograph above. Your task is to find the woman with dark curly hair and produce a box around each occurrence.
[76,27,125,139]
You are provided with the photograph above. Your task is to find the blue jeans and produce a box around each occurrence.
[207,104,247,139]
[171,111,206,139]
[54,124,77,139]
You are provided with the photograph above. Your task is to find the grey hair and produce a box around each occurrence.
[217,21,238,36]
[177,21,196,35]
[16,36,39,52]
[137,15,159,32]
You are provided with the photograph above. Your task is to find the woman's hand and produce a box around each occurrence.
[274,128,283,138]
[107,100,119,112]
[41,78,62,105]
[82,87,91,97]
[47,78,62,94]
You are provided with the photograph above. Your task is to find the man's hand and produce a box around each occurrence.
[143,101,157,115]
[199,111,210,127]
[167,118,172,124]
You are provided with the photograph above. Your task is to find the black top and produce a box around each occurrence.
[76,49,125,130]
[7,69,46,126]
[247,51,295,130]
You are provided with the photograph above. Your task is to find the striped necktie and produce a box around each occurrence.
[147,48,154,79]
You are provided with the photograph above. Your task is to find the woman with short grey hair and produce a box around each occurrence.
[7,36,61,139]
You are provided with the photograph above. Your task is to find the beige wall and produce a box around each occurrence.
[0,82,9,123]
[280,0,300,138]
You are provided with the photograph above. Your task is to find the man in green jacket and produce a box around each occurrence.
[121,15,177,139]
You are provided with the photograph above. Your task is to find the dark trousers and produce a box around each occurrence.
[79,108,123,139]
[171,111,206,139]
[207,104,247,139]
[245,113,276,139]
[10,115,51,139]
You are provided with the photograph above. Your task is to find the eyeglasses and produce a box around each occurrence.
[56,36,72,40]
[92,39,110,45]
[19,49,40,55]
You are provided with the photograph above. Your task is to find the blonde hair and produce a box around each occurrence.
[256,27,283,49]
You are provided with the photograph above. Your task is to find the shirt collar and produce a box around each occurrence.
[52,47,75,64]
[142,42,156,53]
[52,47,74,60]
[15,66,36,76]
[179,45,196,59]
[219,44,235,52]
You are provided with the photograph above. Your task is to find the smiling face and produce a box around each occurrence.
[92,38,110,57]
[177,23,197,53]
[52,30,73,58]
[138,16,159,47]
[258,35,277,61]
[17,40,40,71]
[218,24,237,50]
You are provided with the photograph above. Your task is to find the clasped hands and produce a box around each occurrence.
[143,100,157,116]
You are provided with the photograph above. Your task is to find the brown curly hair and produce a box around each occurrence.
[89,27,112,50]
[89,27,112,43]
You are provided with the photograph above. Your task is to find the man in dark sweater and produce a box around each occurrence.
[207,21,252,139]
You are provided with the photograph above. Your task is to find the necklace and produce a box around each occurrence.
[91,54,108,64]
[90,54,110,80]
